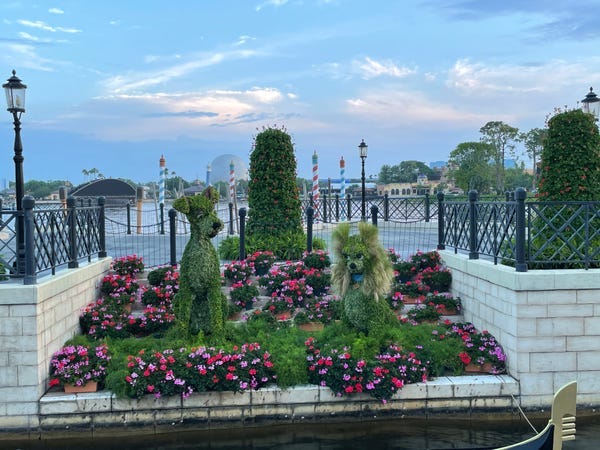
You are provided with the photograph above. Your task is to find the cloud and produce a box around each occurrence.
[18,19,81,33]
[356,57,416,80]
[48,7,64,14]
[0,42,56,71]
[255,0,289,12]
[234,35,256,46]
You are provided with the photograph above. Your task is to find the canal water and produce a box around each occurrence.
[5,416,599,449]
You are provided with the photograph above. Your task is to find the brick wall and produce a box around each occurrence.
[0,259,111,430]
[441,250,600,407]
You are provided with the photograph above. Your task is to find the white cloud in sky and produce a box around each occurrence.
[356,57,416,80]
[255,0,289,12]
[0,42,56,71]
[18,19,81,33]
[48,7,64,14]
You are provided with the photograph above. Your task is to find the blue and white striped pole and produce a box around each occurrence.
[159,155,166,207]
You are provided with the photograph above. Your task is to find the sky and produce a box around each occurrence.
[1,0,600,186]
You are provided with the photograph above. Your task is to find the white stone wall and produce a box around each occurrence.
[441,251,600,407]
[0,259,111,430]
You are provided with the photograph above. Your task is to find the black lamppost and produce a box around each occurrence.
[3,70,27,276]
[581,87,600,119]
[358,139,368,221]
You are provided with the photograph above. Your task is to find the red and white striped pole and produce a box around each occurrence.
[229,160,235,202]
[312,151,319,220]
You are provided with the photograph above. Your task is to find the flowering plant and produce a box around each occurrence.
[301,250,331,270]
[223,260,254,282]
[395,279,430,298]
[124,343,276,399]
[403,302,442,324]
[301,295,341,324]
[420,266,452,292]
[447,322,506,372]
[49,343,111,388]
[392,260,418,283]
[100,273,140,296]
[111,255,145,277]
[305,338,427,402]
[302,267,331,297]
[258,266,291,295]
[427,293,461,311]
[385,290,404,310]
[229,280,260,310]
[272,277,313,307]
[141,284,176,307]
[246,251,276,276]
[410,250,441,271]
[79,298,131,339]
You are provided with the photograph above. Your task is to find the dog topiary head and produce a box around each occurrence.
[173,186,223,238]
[331,221,393,301]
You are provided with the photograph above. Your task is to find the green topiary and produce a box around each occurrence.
[538,109,600,201]
[246,125,303,241]
[172,187,228,338]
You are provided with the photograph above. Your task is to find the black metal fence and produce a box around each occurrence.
[439,188,600,271]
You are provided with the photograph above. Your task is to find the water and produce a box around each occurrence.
[4,416,600,449]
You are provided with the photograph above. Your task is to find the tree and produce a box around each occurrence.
[504,162,533,192]
[447,142,495,193]
[246,126,302,238]
[377,161,438,183]
[521,127,547,190]
[479,121,520,193]
[538,109,600,201]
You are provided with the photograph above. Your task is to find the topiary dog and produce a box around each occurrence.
[331,221,397,334]
[173,186,227,337]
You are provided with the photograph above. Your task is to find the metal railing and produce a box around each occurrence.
[439,189,600,271]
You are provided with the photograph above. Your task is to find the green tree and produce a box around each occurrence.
[479,121,520,193]
[520,127,547,190]
[246,126,302,238]
[538,109,600,201]
[24,180,66,199]
[447,142,495,193]
[377,161,438,183]
[504,162,533,192]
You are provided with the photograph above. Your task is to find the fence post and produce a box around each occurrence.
[424,192,430,223]
[515,187,527,272]
[437,192,445,250]
[67,196,79,268]
[23,195,36,285]
[505,191,511,202]
[126,202,132,235]
[169,208,177,267]
[239,207,247,260]
[228,202,234,235]
[306,206,314,253]
[370,205,378,226]
[160,203,165,235]
[334,194,340,222]
[468,190,479,260]
[323,194,328,223]
[136,187,143,235]
[98,197,107,258]
[383,193,389,221]
[346,194,352,220]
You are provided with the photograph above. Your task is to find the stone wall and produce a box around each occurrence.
[0,259,111,430]
[441,250,600,407]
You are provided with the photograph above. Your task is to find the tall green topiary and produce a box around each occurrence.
[538,109,600,201]
[246,126,303,243]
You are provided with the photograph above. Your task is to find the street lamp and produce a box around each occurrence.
[581,87,600,119]
[358,139,368,221]
[3,70,27,276]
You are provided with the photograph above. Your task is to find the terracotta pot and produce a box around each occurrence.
[276,311,292,321]
[437,305,457,315]
[464,362,493,373]
[402,296,423,305]
[64,380,98,393]
[298,322,324,332]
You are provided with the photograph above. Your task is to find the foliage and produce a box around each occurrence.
[23,179,67,199]
[392,259,418,283]
[124,343,276,399]
[223,260,254,282]
[419,266,452,292]
[302,267,331,297]
[49,343,111,388]
[447,142,495,193]
[246,126,303,240]
[111,255,145,277]
[426,293,461,311]
[245,250,276,276]
[301,250,331,269]
[409,250,441,271]
[403,303,442,324]
[448,322,506,372]
[100,273,139,296]
[520,127,547,190]
[218,236,241,260]
[538,109,600,201]
[229,281,259,310]
[147,266,178,287]
[479,121,521,194]
[378,161,440,184]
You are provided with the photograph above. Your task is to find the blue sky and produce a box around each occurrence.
[1,0,600,186]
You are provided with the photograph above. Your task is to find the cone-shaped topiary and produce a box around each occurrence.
[246,126,303,242]
[538,109,600,201]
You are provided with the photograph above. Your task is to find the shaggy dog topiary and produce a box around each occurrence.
[173,187,227,337]
[331,221,397,334]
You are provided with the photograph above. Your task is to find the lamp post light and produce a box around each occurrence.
[3,70,27,276]
[581,87,600,119]
[358,139,368,221]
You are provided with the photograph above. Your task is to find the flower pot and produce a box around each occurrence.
[123,303,133,313]
[298,322,324,332]
[64,380,98,393]
[402,296,422,305]
[437,305,457,315]
[276,311,292,321]
[464,362,493,373]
